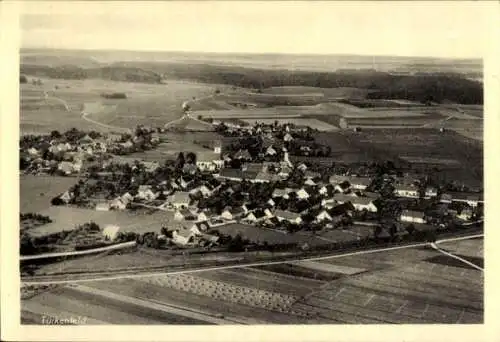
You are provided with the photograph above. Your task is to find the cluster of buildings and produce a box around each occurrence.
[20,129,160,176]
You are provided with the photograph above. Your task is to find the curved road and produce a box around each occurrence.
[21,233,483,286]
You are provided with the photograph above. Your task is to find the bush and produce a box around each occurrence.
[100,92,127,99]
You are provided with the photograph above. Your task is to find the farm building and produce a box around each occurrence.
[102,225,120,241]
[196,149,224,172]
[315,210,333,223]
[59,191,73,204]
[167,191,191,209]
[174,209,197,221]
[332,194,378,212]
[189,185,214,197]
[446,192,484,207]
[265,146,277,156]
[220,206,246,221]
[394,184,419,198]
[274,210,303,225]
[350,177,372,191]
[400,210,426,224]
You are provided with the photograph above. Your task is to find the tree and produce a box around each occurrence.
[176,152,185,170]
[50,130,62,139]
[20,75,28,84]
[186,152,197,164]
[406,224,415,235]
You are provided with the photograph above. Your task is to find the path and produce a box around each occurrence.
[21,233,483,285]
[430,241,484,272]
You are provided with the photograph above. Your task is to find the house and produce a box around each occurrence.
[79,134,94,144]
[304,170,321,179]
[272,188,290,199]
[241,202,259,213]
[274,210,303,225]
[425,187,438,198]
[445,192,484,207]
[172,227,196,246]
[297,163,308,172]
[243,209,268,223]
[95,202,110,211]
[196,147,224,172]
[394,184,419,198]
[283,133,294,142]
[332,194,378,212]
[143,161,160,173]
[110,197,127,210]
[265,146,277,156]
[304,178,316,186]
[27,147,39,156]
[189,185,213,198]
[457,207,474,221]
[295,188,310,200]
[120,140,134,149]
[234,149,252,161]
[315,210,333,223]
[182,163,198,175]
[168,191,191,209]
[334,182,351,193]
[329,175,350,185]
[60,191,73,204]
[267,198,276,207]
[174,208,197,221]
[350,177,372,191]
[328,202,355,216]
[57,161,77,175]
[400,210,426,224]
[136,185,157,201]
[220,206,246,221]
[102,225,120,241]
[121,192,134,204]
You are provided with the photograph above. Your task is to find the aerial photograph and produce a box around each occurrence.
[18,2,484,326]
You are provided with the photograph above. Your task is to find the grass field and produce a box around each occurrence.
[20,176,82,213]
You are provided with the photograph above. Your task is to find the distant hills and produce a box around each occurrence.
[20,49,483,104]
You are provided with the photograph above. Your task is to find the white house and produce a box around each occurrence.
[27,147,39,156]
[110,197,127,210]
[174,209,197,221]
[283,133,294,142]
[315,210,332,222]
[400,210,426,224]
[168,191,191,209]
[102,225,121,241]
[221,207,246,221]
[265,146,277,156]
[304,178,316,186]
[350,177,372,191]
[457,208,473,221]
[295,188,310,200]
[425,187,438,198]
[60,191,73,204]
[136,185,157,201]
[332,194,378,212]
[121,192,134,204]
[196,150,224,172]
[394,185,419,198]
[274,210,303,225]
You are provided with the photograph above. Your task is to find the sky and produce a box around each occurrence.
[19,1,493,59]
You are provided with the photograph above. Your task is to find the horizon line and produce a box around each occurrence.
[19,46,482,62]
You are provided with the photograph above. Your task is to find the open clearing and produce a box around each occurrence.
[21,175,80,213]
[22,238,483,324]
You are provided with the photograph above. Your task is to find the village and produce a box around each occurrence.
[19,119,484,255]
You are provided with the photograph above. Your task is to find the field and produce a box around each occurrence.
[22,238,483,324]
[20,78,227,134]
[20,175,80,213]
